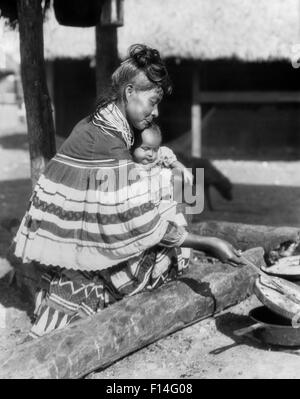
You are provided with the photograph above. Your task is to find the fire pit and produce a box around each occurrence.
[250,306,300,347]
[234,273,300,347]
[235,306,300,347]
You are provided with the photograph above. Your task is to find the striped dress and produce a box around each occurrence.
[13,104,190,338]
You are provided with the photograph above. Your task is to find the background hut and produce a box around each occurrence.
[0,18,23,130]
[2,0,300,157]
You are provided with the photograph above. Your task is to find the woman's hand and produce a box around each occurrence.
[208,238,245,267]
[182,234,246,267]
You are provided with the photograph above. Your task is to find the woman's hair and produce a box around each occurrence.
[95,44,172,112]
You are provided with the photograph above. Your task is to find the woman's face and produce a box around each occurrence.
[125,84,163,130]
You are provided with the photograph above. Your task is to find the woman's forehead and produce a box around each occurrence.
[133,73,163,98]
[143,87,163,102]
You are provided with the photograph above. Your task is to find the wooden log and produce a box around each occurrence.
[191,221,300,262]
[197,91,300,104]
[0,247,263,379]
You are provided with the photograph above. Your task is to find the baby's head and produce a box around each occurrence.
[132,123,162,165]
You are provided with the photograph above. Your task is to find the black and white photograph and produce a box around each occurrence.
[0,0,300,381]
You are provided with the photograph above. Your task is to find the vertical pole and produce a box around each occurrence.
[46,60,55,129]
[191,67,201,158]
[95,24,119,98]
[17,0,56,189]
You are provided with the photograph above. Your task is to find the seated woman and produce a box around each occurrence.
[12,44,243,338]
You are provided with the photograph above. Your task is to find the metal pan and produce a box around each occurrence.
[261,256,300,282]
[253,275,300,322]
[234,306,300,347]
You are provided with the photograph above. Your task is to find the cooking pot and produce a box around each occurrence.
[254,275,300,323]
[261,256,300,282]
[234,306,300,347]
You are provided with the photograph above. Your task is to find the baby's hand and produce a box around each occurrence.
[182,168,194,186]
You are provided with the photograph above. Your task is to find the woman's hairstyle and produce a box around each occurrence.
[95,44,172,112]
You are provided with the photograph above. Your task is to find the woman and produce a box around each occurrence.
[13,44,243,338]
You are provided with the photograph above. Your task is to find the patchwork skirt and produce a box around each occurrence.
[12,154,190,338]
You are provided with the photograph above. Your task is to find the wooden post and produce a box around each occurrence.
[100,0,124,27]
[17,0,56,189]
[46,61,55,129]
[191,67,201,158]
[95,24,119,98]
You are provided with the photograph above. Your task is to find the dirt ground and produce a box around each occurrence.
[1,126,300,379]
[89,296,300,379]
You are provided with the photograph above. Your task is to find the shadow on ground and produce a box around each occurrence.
[210,311,266,355]
[0,178,32,222]
[194,183,300,227]
[0,133,29,151]
[212,310,300,358]
[0,132,65,151]
[0,277,33,316]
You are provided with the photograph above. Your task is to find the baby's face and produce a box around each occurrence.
[133,129,161,165]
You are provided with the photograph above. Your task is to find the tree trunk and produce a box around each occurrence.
[95,23,119,98]
[17,0,56,188]
[0,248,263,379]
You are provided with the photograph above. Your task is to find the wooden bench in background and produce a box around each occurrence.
[191,67,300,157]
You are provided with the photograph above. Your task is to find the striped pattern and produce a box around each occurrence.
[12,104,191,338]
[28,244,189,338]
[13,154,172,271]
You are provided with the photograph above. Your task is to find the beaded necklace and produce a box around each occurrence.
[93,103,134,149]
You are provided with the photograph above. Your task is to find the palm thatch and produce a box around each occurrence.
[1,0,299,61]
[43,12,96,59]
[118,0,300,61]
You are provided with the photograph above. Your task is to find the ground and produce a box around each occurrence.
[88,296,300,379]
[1,126,300,379]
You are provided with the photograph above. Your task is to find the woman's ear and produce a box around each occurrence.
[124,84,134,102]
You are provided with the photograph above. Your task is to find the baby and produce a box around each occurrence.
[132,123,193,186]
[131,123,193,271]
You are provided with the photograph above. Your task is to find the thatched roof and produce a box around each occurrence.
[1,0,299,61]
[118,0,300,61]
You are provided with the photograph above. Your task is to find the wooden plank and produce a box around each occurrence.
[191,68,201,157]
[197,91,300,104]
[0,248,263,379]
